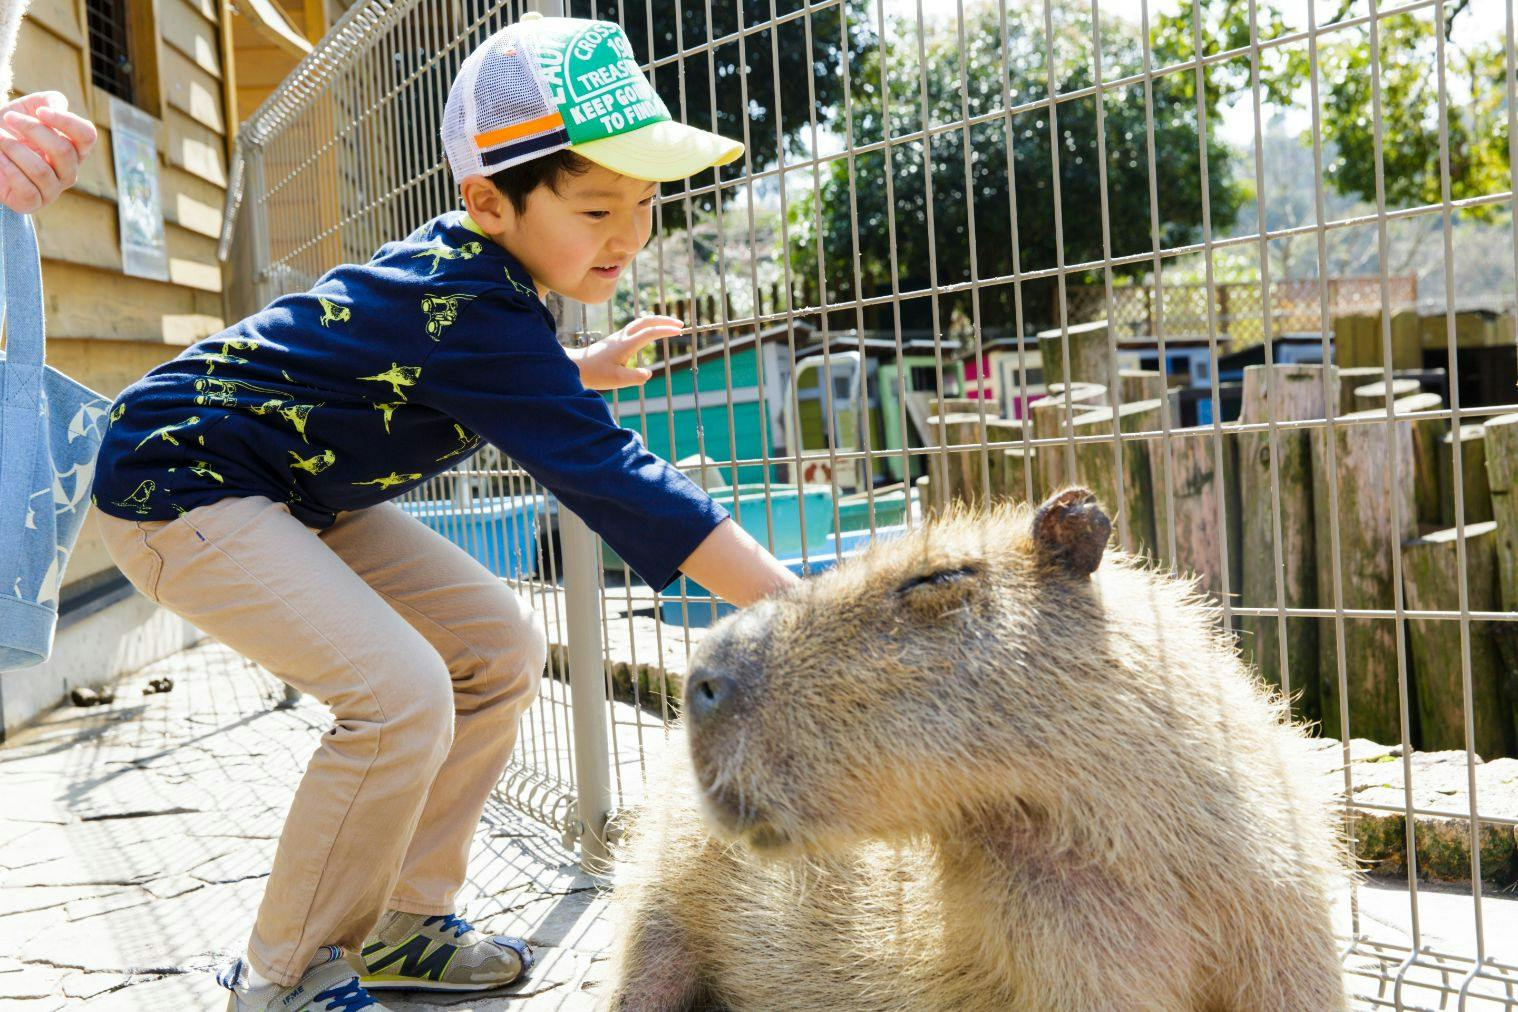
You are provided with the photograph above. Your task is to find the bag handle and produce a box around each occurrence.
[0,206,46,371]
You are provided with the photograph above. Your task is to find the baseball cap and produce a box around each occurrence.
[442,13,744,183]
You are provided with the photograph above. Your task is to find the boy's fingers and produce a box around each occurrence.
[34,106,98,153]
[624,314,684,335]
[618,324,681,353]
[4,113,79,181]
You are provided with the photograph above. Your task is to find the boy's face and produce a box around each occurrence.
[462,163,656,304]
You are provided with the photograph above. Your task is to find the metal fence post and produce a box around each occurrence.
[548,287,614,874]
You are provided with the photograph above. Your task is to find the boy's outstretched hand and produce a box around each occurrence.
[569,315,684,391]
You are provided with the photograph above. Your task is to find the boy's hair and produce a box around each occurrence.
[488,150,595,214]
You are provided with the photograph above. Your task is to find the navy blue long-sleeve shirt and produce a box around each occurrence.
[90,210,729,590]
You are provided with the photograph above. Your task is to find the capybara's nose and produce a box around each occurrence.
[685,666,737,726]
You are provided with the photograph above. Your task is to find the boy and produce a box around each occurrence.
[90,14,796,1012]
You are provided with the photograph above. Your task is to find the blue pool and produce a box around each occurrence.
[399,495,543,580]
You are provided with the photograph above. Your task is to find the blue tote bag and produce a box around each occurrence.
[0,207,111,670]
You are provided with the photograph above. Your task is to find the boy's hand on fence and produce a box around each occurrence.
[570,315,684,391]
[0,92,99,214]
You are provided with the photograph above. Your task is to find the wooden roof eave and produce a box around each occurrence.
[239,0,313,58]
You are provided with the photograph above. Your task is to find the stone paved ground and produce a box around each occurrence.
[3,635,1518,1010]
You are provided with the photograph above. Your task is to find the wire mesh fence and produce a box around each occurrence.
[224,0,1518,1004]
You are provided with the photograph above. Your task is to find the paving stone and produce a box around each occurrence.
[0,996,68,1011]
[17,878,264,974]
[63,888,154,923]
[143,875,205,900]
[80,972,219,1011]
[0,885,131,919]
[60,971,131,1000]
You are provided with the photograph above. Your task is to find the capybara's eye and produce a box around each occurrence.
[894,565,979,595]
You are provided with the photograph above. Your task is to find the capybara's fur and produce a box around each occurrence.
[608,489,1350,1011]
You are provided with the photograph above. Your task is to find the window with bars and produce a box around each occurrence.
[85,0,134,103]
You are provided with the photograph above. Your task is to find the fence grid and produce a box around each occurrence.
[224,0,1518,1005]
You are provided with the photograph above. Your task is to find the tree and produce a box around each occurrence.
[787,0,1246,336]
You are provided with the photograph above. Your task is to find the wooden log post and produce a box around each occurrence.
[1238,364,1330,722]
[1029,382,1107,495]
[1001,446,1036,504]
[929,397,980,418]
[1401,522,1516,759]
[1037,319,1114,389]
[1148,424,1242,609]
[1439,424,1493,526]
[1069,399,1162,557]
[1485,413,1518,674]
[984,419,1025,500]
[1336,367,1386,415]
[1119,368,1166,405]
[1395,391,1446,529]
[928,412,989,509]
[1352,378,1421,413]
[914,472,937,518]
[1311,408,1417,745]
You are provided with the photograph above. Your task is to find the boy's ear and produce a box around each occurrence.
[460,176,511,234]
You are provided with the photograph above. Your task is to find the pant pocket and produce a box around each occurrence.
[96,513,168,604]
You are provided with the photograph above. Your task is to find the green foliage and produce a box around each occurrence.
[787,0,1244,335]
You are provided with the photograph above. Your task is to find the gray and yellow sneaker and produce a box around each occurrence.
[349,910,533,992]
[218,945,391,1011]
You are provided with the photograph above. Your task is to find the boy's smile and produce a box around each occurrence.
[461,164,654,304]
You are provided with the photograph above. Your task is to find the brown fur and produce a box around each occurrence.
[608,490,1350,1011]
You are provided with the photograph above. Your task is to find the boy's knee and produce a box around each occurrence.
[388,657,456,761]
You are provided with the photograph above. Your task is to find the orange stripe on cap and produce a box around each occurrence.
[474,111,566,149]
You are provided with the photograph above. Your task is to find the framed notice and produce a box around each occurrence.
[109,97,169,282]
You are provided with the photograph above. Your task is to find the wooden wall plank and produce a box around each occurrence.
[164,106,227,186]
[31,190,123,272]
[12,20,87,110]
[20,0,84,47]
[161,0,224,79]
[162,164,226,239]
[161,45,227,134]
[40,260,222,344]
[166,225,223,291]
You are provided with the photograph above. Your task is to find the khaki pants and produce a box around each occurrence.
[97,496,545,986]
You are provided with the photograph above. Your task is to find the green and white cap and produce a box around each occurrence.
[442,13,743,183]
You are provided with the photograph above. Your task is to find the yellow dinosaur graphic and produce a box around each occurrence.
[358,364,422,401]
[374,401,405,433]
[193,376,289,408]
[192,336,262,373]
[168,461,224,483]
[289,449,336,475]
[192,351,251,375]
[421,293,477,340]
[352,471,422,490]
[317,296,351,327]
[413,240,483,272]
[503,269,538,300]
[109,403,126,427]
[134,416,200,451]
[435,423,481,462]
[112,480,157,515]
[250,399,319,443]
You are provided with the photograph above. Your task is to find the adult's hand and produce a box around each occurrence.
[0,91,99,213]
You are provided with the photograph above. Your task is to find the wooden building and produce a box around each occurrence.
[1,0,328,734]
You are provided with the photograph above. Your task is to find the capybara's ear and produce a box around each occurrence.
[1031,488,1111,576]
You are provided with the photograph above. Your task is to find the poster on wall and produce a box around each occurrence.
[109,97,169,282]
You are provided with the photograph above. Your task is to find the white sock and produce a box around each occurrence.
[243,957,276,991]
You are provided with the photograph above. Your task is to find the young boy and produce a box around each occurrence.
[90,14,796,1011]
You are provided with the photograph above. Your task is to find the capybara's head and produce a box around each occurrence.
[680,487,1192,856]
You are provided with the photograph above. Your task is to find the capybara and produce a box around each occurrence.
[607,488,1349,1011]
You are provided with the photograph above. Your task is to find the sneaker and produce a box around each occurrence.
[218,945,390,1011]
[350,910,533,992]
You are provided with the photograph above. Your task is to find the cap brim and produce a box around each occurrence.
[570,120,744,182]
